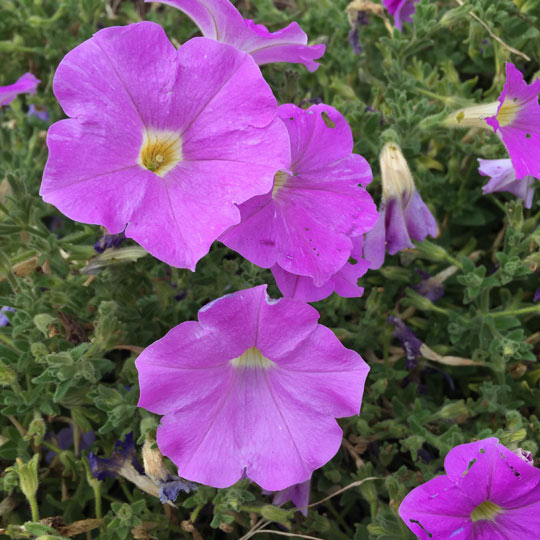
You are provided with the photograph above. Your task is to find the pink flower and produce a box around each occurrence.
[382,0,419,31]
[146,0,325,71]
[136,285,369,490]
[0,73,40,107]
[220,104,377,287]
[40,22,289,270]
[478,158,536,208]
[486,62,540,180]
[271,236,370,302]
[399,438,540,539]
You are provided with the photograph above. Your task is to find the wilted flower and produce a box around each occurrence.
[271,479,311,516]
[220,104,377,287]
[136,285,370,490]
[387,316,423,369]
[45,426,95,463]
[399,438,540,539]
[147,0,325,71]
[0,73,40,107]
[382,0,419,31]
[0,306,15,327]
[94,231,127,253]
[412,269,444,302]
[27,104,49,122]
[271,236,370,302]
[478,158,536,208]
[40,22,289,270]
[485,63,540,180]
[513,448,534,465]
[363,142,437,269]
[534,287,540,303]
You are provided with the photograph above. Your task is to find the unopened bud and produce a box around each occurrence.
[443,102,499,129]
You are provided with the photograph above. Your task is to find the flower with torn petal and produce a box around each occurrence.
[485,63,540,180]
[220,104,377,287]
[399,438,540,539]
[478,158,536,208]
[136,285,370,490]
[146,0,325,71]
[40,22,289,270]
[0,73,40,107]
[363,142,437,269]
[271,236,370,302]
[382,0,419,31]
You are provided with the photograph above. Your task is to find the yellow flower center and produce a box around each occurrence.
[230,347,275,369]
[470,500,502,523]
[138,129,182,177]
[496,98,520,127]
[272,171,290,198]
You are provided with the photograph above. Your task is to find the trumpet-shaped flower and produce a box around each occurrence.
[220,104,377,287]
[0,73,40,107]
[40,22,289,270]
[363,143,437,269]
[486,63,540,180]
[136,285,369,490]
[382,0,419,31]
[399,438,540,539]
[478,158,536,208]
[271,236,370,302]
[146,0,325,71]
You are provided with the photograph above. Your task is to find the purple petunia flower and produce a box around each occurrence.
[271,236,370,302]
[534,287,540,303]
[478,158,537,208]
[220,104,377,287]
[146,0,325,71]
[399,438,540,539]
[0,73,40,107]
[136,285,370,491]
[0,306,15,327]
[382,0,419,31]
[412,269,444,302]
[27,104,49,122]
[485,63,540,180]
[40,22,289,270]
[272,479,311,516]
[363,143,437,269]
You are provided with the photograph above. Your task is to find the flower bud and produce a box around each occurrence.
[443,102,499,129]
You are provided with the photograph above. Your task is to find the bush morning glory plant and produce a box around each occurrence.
[1,0,539,539]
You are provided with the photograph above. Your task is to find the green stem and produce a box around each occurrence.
[92,481,102,520]
[28,494,39,522]
[492,306,540,318]
[190,502,204,523]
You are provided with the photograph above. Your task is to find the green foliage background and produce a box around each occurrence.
[0,0,539,538]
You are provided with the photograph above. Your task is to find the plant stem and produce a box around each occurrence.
[492,306,540,318]
[28,495,39,522]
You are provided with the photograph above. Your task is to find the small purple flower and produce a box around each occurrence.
[513,448,534,465]
[387,316,422,369]
[486,63,540,180]
[271,236,370,302]
[88,432,144,480]
[534,287,540,303]
[146,0,325,71]
[159,478,196,503]
[478,158,536,208]
[272,479,311,516]
[382,0,419,31]
[220,104,377,287]
[94,231,127,253]
[136,285,370,490]
[412,269,444,302]
[363,143,437,269]
[0,306,15,327]
[399,438,540,539]
[40,22,289,270]
[27,104,49,122]
[0,73,40,107]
